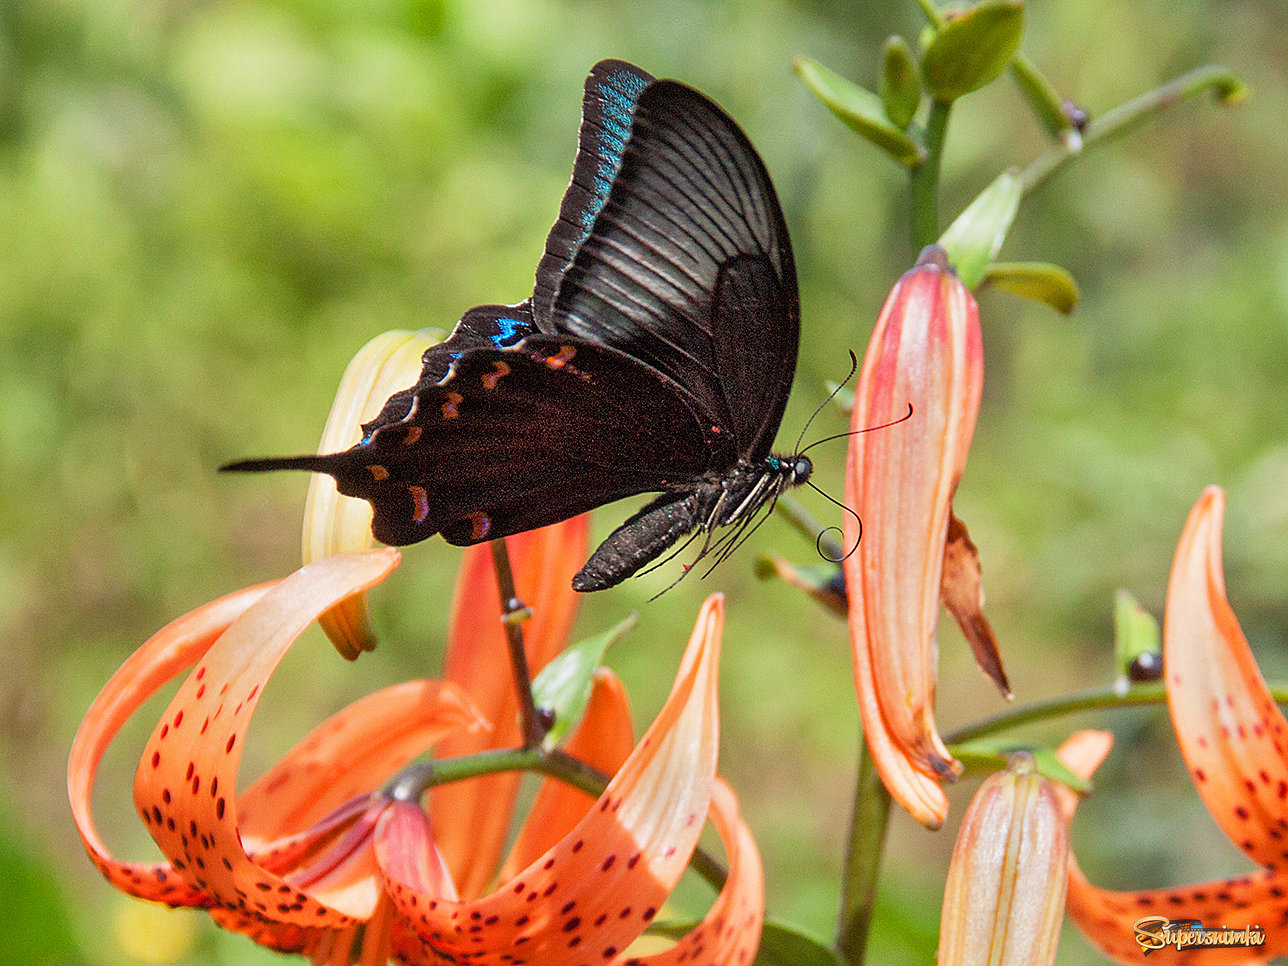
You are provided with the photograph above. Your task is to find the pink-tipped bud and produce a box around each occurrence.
[844,246,984,828]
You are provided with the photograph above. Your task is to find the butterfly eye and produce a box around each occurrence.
[793,456,813,481]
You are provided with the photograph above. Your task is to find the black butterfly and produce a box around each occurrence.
[224,59,809,592]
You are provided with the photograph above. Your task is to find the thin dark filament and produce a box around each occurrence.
[793,350,860,455]
[705,491,780,574]
[805,479,862,563]
[799,403,914,457]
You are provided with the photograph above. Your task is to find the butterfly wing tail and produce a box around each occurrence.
[219,451,377,499]
[220,453,346,475]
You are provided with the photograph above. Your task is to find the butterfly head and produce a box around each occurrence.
[789,454,812,485]
[764,453,812,488]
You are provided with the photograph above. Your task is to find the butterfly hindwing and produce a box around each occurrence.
[358,303,540,437]
[341,333,717,547]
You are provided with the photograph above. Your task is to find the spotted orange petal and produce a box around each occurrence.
[131,549,400,926]
[68,580,277,906]
[499,669,635,880]
[238,680,487,848]
[380,594,726,965]
[432,518,589,897]
[1164,486,1288,870]
[631,779,764,966]
[1059,729,1288,963]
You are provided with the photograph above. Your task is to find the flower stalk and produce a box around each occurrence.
[1018,65,1247,196]
[910,99,953,248]
[836,735,893,966]
[487,538,548,748]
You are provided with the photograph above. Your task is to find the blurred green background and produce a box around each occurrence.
[3,0,1287,963]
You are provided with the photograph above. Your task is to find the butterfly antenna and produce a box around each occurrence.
[798,403,914,457]
[804,479,862,563]
[792,350,860,455]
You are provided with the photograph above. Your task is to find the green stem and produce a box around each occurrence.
[945,682,1166,745]
[909,99,952,249]
[1018,64,1246,197]
[385,744,730,892]
[489,539,547,748]
[777,493,845,562]
[835,731,892,966]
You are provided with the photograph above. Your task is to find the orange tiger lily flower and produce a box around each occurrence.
[72,544,761,964]
[845,245,993,829]
[68,549,488,963]
[1060,487,1288,963]
[431,519,589,898]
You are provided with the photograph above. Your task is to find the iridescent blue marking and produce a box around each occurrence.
[581,70,648,235]
[766,456,781,470]
[491,316,526,348]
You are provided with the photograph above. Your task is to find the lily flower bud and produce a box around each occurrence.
[844,245,987,828]
[302,329,440,658]
[938,753,1070,966]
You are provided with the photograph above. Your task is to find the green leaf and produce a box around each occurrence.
[1009,53,1075,141]
[1114,589,1162,686]
[922,0,1026,103]
[755,922,847,966]
[653,919,844,966]
[531,613,637,748]
[951,740,1092,793]
[980,261,1080,313]
[938,169,1022,288]
[880,36,921,129]
[793,56,925,166]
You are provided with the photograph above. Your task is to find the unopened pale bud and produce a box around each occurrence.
[938,753,1069,966]
[303,329,440,658]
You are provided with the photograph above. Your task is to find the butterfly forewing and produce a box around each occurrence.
[543,76,798,461]
[533,60,654,329]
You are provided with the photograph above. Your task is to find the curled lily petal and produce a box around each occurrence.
[68,581,277,906]
[238,679,487,848]
[432,518,590,897]
[1056,484,1288,966]
[302,329,441,658]
[844,245,983,828]
[633,779,764,966]
[132,550,400,924]
[381,594,726,964]
[500,669,635,880]
[1164,486,1288,868]
[938,753,1068,966]
[1059,730,1285,964]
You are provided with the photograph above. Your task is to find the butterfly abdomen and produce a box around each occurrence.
[573,491,704,591]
